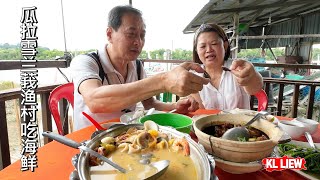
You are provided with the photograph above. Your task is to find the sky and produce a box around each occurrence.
[0,0,209,51]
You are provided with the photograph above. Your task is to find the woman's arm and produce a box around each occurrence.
[230,59,263,95]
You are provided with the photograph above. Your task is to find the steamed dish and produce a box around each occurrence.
[89,121,197,180]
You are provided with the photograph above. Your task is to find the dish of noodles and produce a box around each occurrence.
[88,121,197,180]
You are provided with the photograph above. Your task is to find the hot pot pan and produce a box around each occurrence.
[46,124,217,180]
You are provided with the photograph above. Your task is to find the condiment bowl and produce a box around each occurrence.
[294,117,319,134]
[277,120,305,139]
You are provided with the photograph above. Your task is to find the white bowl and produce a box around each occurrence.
[278,120,305,139]
[294,117,319,134]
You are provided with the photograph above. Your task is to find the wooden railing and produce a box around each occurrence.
[0,59,69,170]
[263,78,320,118]
[1,59,320,170]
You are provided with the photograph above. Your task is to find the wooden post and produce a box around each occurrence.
[292,85,300,118]
[59,99,69,135]
[0,100,11,170]
[277,84,284,116]
[41,92,52,144]
[306,85,316,119]
[11,82,21,148]
[232,12,239,58]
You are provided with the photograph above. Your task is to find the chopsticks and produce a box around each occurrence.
[203,66,231,79]
[222,66,231,71]
[203,70,211,79]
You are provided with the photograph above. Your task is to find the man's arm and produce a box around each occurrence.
[79,62,209,113]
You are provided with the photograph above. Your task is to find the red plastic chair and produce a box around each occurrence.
[49,83,74,135]
[254,89,268,111]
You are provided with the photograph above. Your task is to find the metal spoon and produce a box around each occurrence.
[305,132,317,150]
[42,131,127,173]
[221,111,268,141]
[145,160,170,180]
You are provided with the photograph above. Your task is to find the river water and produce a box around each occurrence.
[0,67,71,85]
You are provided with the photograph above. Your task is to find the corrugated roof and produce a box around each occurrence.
[184,0,320,48]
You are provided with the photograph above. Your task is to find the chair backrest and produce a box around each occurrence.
[254,89,268,111]
[49,83,74,135]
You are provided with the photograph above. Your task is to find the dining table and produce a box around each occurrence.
[0,109,319,180]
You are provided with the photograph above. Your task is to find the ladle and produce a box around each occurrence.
[42,131,126,173]
[221,111,268,141]
[82,112,106,131]
[42,131,170,179]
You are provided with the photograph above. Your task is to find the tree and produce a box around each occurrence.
[172,48,192,60]
[238,48,285,61]
[138,50,148,59]
[149,49,165,59]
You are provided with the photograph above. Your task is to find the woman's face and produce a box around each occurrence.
[196,31,227,67]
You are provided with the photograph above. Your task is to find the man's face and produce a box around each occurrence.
[108,13,145,62]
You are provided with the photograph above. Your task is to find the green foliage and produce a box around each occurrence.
[149,49,166,59]
[140,48,192,61]
[1,43,318,62]
[0,81,19,91]
[0,43,95,60]
[312,46,320,60]
[138,50,148,59]
[238,48,285,61]
[171,48,192,60]
[0,44,21,60]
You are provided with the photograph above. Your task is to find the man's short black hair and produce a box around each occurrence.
[108,5,143,31]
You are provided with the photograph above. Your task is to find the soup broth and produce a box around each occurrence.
[90,148,197,180]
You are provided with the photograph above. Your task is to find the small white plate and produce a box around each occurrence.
[214,157,262,174]
[120,110,164,123]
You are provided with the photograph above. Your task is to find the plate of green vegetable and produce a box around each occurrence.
[276,140,320,179]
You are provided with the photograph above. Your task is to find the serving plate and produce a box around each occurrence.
[120,110,164,123]
[214,157,262,174]
[275,140,320,180]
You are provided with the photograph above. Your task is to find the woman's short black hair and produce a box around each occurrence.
[108,5,143,31]
[192,23,231,64]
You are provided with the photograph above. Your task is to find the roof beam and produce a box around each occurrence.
[232,34,320,40]
[214,8,320,28]
[208,0,318,14]
[252,4,320,26]
[0,60,69,70]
